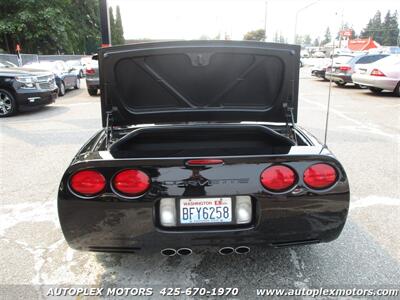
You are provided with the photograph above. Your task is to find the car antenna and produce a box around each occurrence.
[323,33,336,147]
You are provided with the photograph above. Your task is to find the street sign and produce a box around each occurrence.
[341,30,352,37]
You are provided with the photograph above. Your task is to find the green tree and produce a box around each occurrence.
[109,6,125,45]
[273,32,286,43]
[294,34,303,45]
[303,34,312,45]
[382,10,399,46]
[321,27,331,45]
[313,38,320,47]
[243,29,265,41]
[109,6,116,45]
[273,31,279,43]
[278,34,286,44]
[361,10,383,44]
[114,5,124,45]
[360,19,373,38]
[67,0,101,54]
[0,0,100,54]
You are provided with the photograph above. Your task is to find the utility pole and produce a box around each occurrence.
[100,0,111,47]
[338,10,344,49]
[294,0,320,44]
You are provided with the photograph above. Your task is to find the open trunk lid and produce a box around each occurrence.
[99,40,300,127]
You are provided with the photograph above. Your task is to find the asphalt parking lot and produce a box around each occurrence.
[1,70,399,299]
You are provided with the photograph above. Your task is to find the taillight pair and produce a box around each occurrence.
[260,163,337,192]
[69,169,150,197]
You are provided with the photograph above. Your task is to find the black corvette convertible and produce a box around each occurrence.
[58,41,350,256]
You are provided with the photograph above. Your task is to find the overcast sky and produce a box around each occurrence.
[110,0,398,43]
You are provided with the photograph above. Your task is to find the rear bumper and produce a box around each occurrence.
[16,88,58,110]
[58,156,350,253]
[325,72,352,83]
[351,73,398,91]
[59,193,349,253]
[86,78,99,88]
[311,70,325,78]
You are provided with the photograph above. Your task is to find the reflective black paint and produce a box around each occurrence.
[58,127,350,253]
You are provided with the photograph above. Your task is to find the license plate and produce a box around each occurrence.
[180,197,232,224]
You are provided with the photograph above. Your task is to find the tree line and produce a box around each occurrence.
[109,6,124,46]
[243,10,399,46]
[360,10,399,45]
[0,0,125,54]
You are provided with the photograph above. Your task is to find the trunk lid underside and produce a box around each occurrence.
[99,41,300,126]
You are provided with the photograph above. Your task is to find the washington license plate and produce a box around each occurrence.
[180,197,232,224]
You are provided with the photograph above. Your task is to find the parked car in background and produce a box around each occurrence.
[0,66,58,117]
[352,55,400,96]
[311,55,354,80]
[312,51,326,58]
[25,61,80,96]
[66,60,86,78]
[85,57,99,96]
[0,61,18,68]
[368,46,400,55]
[325,54,389,87]
[300,50,310,58]
[311,59,331,80]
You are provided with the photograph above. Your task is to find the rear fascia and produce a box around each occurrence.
[58,129,349,252]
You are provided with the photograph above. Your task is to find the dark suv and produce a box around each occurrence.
[0,67,58,117]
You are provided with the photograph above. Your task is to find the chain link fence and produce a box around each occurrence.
[0,53,89,66]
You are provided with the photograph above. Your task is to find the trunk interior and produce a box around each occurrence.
[110,125,298,158]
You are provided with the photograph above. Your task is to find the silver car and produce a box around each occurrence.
[85,59,99,96]
[325,54,389,87]
[66,60,86,78]
[352,55,400,95]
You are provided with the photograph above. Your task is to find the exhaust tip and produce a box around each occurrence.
[177,248,192,256]
[218,247,234,255]
[235,246,250,254]
[161,248,176,256]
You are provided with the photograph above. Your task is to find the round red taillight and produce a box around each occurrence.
[70,170,106,196]
[260,165,296,192]
[113,169,150,197]
[303,163,337,189]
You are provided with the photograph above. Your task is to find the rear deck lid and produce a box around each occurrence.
[99,40,300,126]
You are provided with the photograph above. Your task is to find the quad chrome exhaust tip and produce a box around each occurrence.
[161,248,193,256]
[161,248,177,256]
[161,246,250,256]
[218,247,235,255]
[219,246,250,255]
[177,248,192,256]
[234,246,250,254]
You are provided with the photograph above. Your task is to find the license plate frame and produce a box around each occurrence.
[178,197,235,226]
